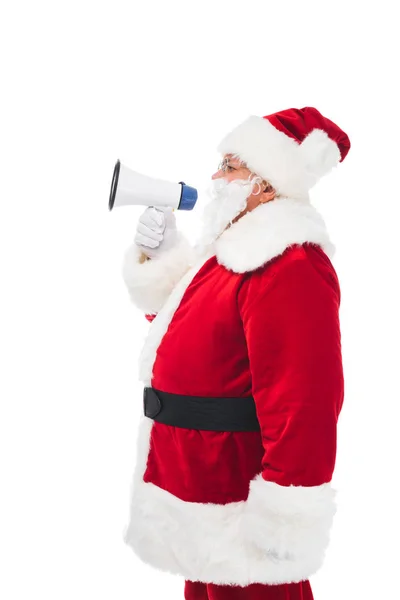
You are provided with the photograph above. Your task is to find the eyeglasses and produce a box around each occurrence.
[217,158,228,172]
[217,158,243,173]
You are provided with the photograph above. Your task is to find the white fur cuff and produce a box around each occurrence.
[121,233,194,314]
[123,470,338,585]
[241,474,337,564]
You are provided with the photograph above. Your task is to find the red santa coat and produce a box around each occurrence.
[121,197,344,587]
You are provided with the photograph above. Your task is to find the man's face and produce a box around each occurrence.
[211,154,275,222]
[195,155,275,254]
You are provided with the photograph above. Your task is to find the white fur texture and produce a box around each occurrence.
[137,195,334,386]
[123,452,337,585]
[299,129,341,187]
[121,233,195,315]
[215,196,335,274]
[123,197,337,585]
[217,115,340,199]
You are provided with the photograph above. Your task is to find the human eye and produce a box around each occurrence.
[217,159,237,173]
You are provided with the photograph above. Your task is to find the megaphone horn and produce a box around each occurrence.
[109,160,198,211]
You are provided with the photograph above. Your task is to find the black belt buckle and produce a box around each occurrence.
[143,387,162,419]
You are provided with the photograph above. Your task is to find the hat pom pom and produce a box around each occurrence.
[299,129,341,187]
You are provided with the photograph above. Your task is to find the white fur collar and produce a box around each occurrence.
[214,196,335,273]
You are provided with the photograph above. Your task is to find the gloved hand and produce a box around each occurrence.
[134,206,179,259]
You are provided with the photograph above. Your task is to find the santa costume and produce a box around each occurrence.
[121,107,351,599]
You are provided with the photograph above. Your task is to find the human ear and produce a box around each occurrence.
[259,184,276,204]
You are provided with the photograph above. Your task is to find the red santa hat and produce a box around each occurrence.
[217,106,351,200]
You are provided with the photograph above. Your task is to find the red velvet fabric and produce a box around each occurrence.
[264,106,351,162]
[142,242,344,503]
[184,579,314,600]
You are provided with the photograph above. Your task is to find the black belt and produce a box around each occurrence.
[143,386,260,432]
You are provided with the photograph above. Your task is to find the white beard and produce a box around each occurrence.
[194,178,255,257]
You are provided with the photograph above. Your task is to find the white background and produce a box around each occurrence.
[1,1,399,599]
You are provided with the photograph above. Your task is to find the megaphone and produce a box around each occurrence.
[109,160,198,211]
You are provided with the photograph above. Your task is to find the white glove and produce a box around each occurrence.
[134,206,179,259]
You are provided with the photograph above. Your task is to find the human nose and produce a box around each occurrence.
[211,169,223,180]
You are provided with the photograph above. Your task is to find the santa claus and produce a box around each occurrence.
[121,106,350,600]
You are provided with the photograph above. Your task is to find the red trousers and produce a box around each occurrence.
[184,580,314,600]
